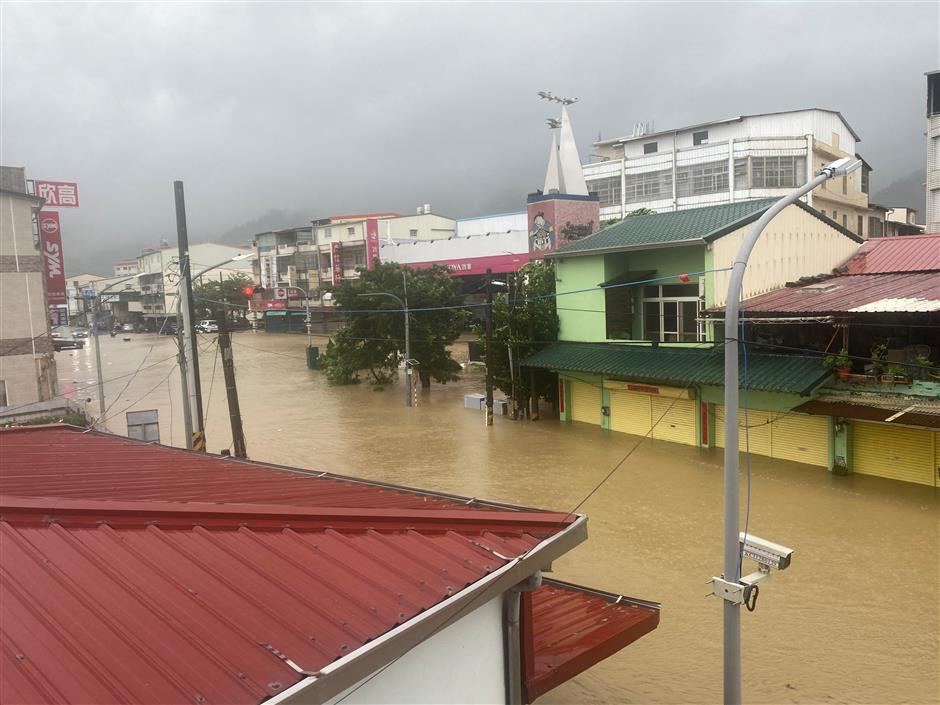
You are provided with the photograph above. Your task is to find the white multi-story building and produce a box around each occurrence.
[137,242,252,324]
[583,108,878,238]
[927,70,940,232]
[113,259,139,277]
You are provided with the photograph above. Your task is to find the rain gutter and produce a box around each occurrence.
[266,515,588,705]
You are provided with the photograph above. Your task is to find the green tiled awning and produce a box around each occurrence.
[523,342,830,396]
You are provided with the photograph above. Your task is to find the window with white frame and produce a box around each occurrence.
[409,229,418,238]
[323,227,332,239]
[643,142,658,154]
[587,176,621,207]
[347,227,355,236]
[749,156,806,188]
[676,160,728,197]
[692,130,709,145]
[642,283,702,341]
[623,169,671,203]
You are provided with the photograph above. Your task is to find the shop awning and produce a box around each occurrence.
[598,270,655,288]
[524,579,660,703]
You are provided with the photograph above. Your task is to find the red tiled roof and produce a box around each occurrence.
[739,272,940,314]
[842,233,940,274]
[0,426,659,705]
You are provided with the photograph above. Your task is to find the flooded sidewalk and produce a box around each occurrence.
[57,332,939,704]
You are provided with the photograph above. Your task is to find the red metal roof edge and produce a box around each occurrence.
[264,516,591,705]
[0,425,552,515]
[0,495,576,534]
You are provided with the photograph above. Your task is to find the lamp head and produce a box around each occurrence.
[819,157,862,178]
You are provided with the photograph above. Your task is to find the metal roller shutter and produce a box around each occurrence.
[771,413,829,468]
[650,396,697,446]
[714,406,773,458]
[853,422,936,486]
[609,390,651,437]
[569,380,601,426]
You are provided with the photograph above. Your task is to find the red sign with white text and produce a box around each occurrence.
[331,242,344,286]
[365,218,380,269]
[38,211,67,304]
[249,299,287,311]
[405,252,530,277]
[34,181,80,208]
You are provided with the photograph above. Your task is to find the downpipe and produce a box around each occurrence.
[504,571,542,705]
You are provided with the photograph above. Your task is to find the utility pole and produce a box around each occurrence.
[527,285,539,421]
[506,272,517,419]
[484,268,494,427]
[174,180,205,451]
[216,310,247,458]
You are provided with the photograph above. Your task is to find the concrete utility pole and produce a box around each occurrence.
[527,279,539,421]
[91,275,137,427]
[484,268,494,427]
[718,157,860,705]
[215,310,247,458]
[506,273,517,420]
[174,180,205,452]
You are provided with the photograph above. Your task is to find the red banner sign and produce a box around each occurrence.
[365,218,380,269]
[249,299,286,311]
[38,211,67,305]
[34,181,79,208]
[331,242,343,286]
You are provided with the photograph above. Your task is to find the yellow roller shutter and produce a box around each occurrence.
[651,396,697,446]
[569,379,601,426]
[714,406,773,458]
[609,390,651,437]
[771,413,829,468]
[853,422,936,486]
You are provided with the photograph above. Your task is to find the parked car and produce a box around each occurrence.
[52,335,84,351]
[160,321,180,335]
[121,323,135,332]
[196,320,219,333]
[72,328,89,339]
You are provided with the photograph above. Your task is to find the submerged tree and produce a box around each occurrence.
[475,259,559,410]
[320,262,466,387]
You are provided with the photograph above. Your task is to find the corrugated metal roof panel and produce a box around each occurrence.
[0,496,547,705]
[523,579,660,703]
[843,234,940,274]
[523,342,830,396]
[0,427,492,510]
[737,272,940,314]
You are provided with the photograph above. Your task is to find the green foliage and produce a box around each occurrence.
[823,348,850,369]
[320,262,466,386]
[626,207,656,217]
[473,260,559,404]
[192,273,252,322]
[869,341,888,372]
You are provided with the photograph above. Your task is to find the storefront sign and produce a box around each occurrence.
[405,252,529,277]
[331,242,343,286]
[365,218,380,269]
[249,299,287,311]
[34,181,80,208]
[38,211,67,304]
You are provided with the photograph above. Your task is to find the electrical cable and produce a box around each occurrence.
[96,345,155,424]
[202,338,220,425]
[94,366,177,427]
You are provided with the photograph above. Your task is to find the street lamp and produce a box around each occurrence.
[177,251,253,450]
[716,156,861,705]
[90,275,138,426]
[279,285,313,348]
[356,270,413,407]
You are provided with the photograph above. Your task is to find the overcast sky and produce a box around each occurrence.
[2,1,937,274]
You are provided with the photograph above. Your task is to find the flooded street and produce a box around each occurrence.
[57,332,939,705]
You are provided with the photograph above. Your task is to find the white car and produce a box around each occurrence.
[196,320,219,333]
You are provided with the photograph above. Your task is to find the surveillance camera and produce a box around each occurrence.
[739,532,793,571]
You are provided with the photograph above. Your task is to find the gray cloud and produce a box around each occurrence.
[2,2,936,274]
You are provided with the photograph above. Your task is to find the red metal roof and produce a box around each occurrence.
[523,580,660,703]
[0,426,659,704]
[842,233,940,274]
[0,426,487,510]
[740,272,940,314]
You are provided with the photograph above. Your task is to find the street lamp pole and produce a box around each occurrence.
[91,275,138,426]
[281,285,312,348]
[357,272,411,406]
[719,157,860,705]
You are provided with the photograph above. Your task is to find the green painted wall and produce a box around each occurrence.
[554,244,707,343]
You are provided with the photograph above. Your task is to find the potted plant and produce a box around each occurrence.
[824,348,852,379]
[912,353,936,381]
[880,363,910,385]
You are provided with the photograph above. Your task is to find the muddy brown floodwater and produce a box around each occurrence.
[58,331,939,705]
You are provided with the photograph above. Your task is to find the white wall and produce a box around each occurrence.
[456,212,527,237]
[323,596,506,705]
[381,231,528,265]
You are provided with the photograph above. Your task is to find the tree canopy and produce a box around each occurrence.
[192,273,252,322]
[320,262,466,387]
[474,259,559,408]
